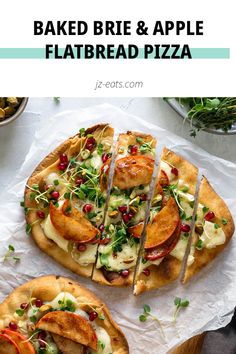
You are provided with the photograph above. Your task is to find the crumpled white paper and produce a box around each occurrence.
[0,104,235,354]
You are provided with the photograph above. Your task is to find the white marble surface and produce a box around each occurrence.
[0,97,235,191]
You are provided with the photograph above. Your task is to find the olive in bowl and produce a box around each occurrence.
[0,97,28,127]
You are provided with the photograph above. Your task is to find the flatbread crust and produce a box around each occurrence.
[0,275,129,354]
[24,124,114,278]
[183,176,235,283]
[134,148,198,295]
[93,131,156,287]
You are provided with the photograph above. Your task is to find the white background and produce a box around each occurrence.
[0,0,236,95]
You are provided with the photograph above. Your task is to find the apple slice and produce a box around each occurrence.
[36,311,97,351]
[100,155,154,191]
[128,222,144,238]
[2,329,36,354]
[113,156,154,190]
[145,197,180,249]
[129,198,179,249]
[158,170,170,187]
[145,221,181,261]
[52,333,85,354]
[50,202,98,243]
[0,333,20,354]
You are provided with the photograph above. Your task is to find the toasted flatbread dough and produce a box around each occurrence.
[24,124,114,278]
[0,275,129,354]
[183,176,235,283]
[134,147,198,295]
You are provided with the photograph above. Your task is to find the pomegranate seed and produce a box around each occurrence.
[99,223,105,232]
[89,311,98,321]
[86,137,96,151]
[35,299,43,308]
[140,194,148,201]
[120,269,130,278]
[37,210,45,219]
[77,244,87,252]
[51,191,59,199]
[181,224,191,233]
[9,322,17,330]
[20,302,29,310]
[83,204,93,213]
[102,153,109,163]
[75,178,84,186]
[58,162,68,171]
[204,211,215,221]
[143,268,150,276]
[171,167,178,176]
[118,205,128,214]
[122,213,130,224]
[59,154,68,163]
[128,212,135,219]
[130,145,138,155]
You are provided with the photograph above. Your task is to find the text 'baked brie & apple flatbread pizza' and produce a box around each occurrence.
[23,124,235,294]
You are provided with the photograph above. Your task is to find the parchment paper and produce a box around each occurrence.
[0,104,235,354]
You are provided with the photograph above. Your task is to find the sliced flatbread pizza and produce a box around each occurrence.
[0,275,129,354]
[134,147,199,295]
[182,176,235,283]
[93,131,156,286]
[24,124,114,278]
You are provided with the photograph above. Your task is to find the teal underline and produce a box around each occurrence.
[0,47,230,59]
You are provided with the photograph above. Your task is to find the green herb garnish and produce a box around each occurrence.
[16,308,25,317]
[3,244,21,263]
[175,97,236,136]
[173,297,189,322]
[139,304,165,337]
[202,206,209,214]
[222,218,228,225]
[196,239,203,250]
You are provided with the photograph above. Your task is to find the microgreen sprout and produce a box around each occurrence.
[3,244,20,263]
[222,218,228,225]
[139,304,165,338]
[173,297,189,323]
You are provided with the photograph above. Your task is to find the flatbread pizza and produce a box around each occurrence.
[134,147,199,295]
[24,124,114,278]
[182,176,235,283]
[23,124,235,294]
[0,275,129,354]
[92,131,156,286]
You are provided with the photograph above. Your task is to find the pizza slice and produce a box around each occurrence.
[24,124,114,278]
[134,147,198,295]
[0,276,129,354]
[182,176,235,283]
[93,131,156,286]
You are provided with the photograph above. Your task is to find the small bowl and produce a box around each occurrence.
[0,98,28,127]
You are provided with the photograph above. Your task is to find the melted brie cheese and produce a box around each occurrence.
[200,221,226,249]
[91,151,103,170]
[159,160,174,182]
[138,258,163,274]
[91,326,113,354]
[97,243,138,271]
[71,243,97,266]
[41,215,69,252]
[170,238,195,266]
[47,292,77,309]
